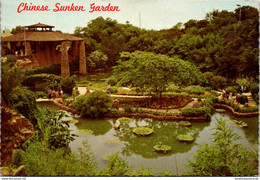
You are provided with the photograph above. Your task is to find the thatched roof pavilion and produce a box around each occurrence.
[2,23,86,77]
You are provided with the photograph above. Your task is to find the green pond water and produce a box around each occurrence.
[38,102,259,175]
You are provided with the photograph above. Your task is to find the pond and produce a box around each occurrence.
[38,102,259,175]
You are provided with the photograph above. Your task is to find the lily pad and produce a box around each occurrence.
[63,119,79,124]
[117,117,133,123]
[153,144,172,153]
[215,109,226,113]
[177,134,194,143]
[179,121,191,127]
[132,127,154,136]
[104,138,120,144]
[77,129,94,135]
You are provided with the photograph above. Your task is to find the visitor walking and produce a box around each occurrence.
[55,90,59,99]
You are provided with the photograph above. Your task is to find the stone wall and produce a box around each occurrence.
[1,104,35,166]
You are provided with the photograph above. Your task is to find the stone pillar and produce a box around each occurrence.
[79,40,87,74]
[25,42,32,56]
[61,41,70,77]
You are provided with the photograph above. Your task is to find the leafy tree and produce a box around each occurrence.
[113,51,203,97]
[186,119,258,176]
[11,25,25,34]
[87,50,108,71]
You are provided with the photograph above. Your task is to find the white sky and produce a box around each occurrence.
[1,0,259,33]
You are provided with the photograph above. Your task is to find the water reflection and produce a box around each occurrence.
[74,118,113,136]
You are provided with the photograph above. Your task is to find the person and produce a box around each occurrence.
[52,89,56,99]
[47,88,52,99]
[108,86,112,94]
[55,90,59,99]
[60,88,63,98]
[222,88,226,99]
[228,92,233,100]
[240,86,244,94]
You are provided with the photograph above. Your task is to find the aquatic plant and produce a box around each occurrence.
[153,145,172,153]
[215,109,226,113]
[233,120,248,128]
[117,117,133,123]
[177,134,194,142]
[132,127,154,136]
[179,121,191,127]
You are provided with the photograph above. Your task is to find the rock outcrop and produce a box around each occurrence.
[1,103,35,166]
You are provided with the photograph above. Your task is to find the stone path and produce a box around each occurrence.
[242,92,257,106]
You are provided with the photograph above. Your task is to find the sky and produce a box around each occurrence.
[1,0,259,34]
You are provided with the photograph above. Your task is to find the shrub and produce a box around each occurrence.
[183,85,205,95]
[60,75,77,95]
[22,74,61,87]
[202,72,227,90]
[111,87,118,94]
[11,141,97,176]
[236,106,258,113]
[36,91,47,99]
[1,58,25,103]
[124,105,134,113]
[180,107,211,117]
[73,91,111,118]
[226,86,238,96]
[250,83,259,104]
[101,153,132,176]
[9,86,38,125]
[106,76,118,86]
[236,78,254,91]
[24,64,61,75]
[132,127,154,136]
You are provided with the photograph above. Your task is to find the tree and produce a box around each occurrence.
[11,26,25,34]
[113,51,203,97]
[86,50,108,71]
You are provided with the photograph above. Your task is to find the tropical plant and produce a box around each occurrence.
[186,119,258,176]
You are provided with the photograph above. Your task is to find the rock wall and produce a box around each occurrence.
[1,104,35,166]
